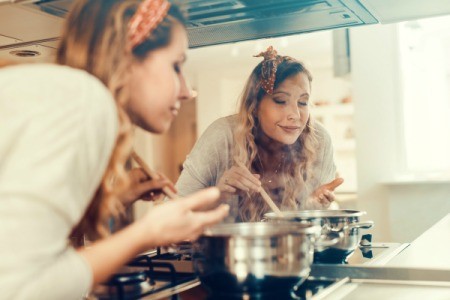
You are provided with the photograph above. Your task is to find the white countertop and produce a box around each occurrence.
[321,214,450,300]
[386,213,450,269]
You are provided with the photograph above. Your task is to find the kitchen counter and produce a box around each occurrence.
[321,214,450,300]
[386,213,450,269]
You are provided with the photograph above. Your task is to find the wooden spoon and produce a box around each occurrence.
[234,160,284,217]
[130,150,178,200]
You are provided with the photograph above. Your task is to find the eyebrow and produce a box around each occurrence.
[273,91,291,96]
[273,90,310,99]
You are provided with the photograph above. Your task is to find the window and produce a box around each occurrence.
[399,15,450,172]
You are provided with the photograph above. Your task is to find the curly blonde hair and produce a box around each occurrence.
[234,56,318,221]
[56,0,185,241]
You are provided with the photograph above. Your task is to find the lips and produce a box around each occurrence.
[170,102,181,117]
[278,125,301,133]
[170,107,179,117]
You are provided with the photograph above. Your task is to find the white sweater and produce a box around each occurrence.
[0,64,118,299]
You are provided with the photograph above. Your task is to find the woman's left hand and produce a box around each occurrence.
[311,177,344,208]
[121,168,177,207]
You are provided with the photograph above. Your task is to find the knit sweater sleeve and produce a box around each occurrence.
[315,122,337,185]
[176,116,234,197]
[300,122,337,210]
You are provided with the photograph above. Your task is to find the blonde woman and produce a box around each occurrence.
[176,46,343,222]
[0,0,228,299]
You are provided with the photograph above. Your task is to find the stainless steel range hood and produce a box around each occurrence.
[1,0,450,55]
[179,0,378,48]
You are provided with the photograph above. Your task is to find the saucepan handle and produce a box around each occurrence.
[348,221,374,230]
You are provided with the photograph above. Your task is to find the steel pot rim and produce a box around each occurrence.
[201,222,321,237]
[264,209,367,220]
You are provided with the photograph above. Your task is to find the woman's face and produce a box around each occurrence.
[127,23,190,134]
[257,72,311,145]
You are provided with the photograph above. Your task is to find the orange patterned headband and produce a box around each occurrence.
[128,0,171,50]
[254,46,284,95]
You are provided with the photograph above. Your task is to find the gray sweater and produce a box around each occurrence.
[176,115,336,222]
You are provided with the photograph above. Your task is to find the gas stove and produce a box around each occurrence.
[87,237,409,300]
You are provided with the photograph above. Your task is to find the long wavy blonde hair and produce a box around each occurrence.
[56,0,185,241]
[234,56,318,221]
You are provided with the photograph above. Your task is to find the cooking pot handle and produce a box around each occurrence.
[314,231,342,247]
[348,221,374,229]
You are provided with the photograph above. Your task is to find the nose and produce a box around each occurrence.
[178,72,192,102]
[287,102,301,121]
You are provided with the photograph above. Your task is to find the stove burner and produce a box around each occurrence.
[91,250,196,300]
[313,249,355,264]
[96,271,154,299]
[106,272,147,286]
[205,279,339,300]
[207,290,294,300]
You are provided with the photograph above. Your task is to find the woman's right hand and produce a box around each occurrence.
[78,188,228,286]
[137,187,229,248]
[217,165,261,196]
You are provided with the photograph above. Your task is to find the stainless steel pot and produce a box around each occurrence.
[263,210,374,263]
[192,222,321,295]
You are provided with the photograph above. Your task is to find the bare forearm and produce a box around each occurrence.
[77,222,151,285]
[76,188,228,286]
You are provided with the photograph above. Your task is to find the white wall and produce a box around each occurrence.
[350,24,450,242]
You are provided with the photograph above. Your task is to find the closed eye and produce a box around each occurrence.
[273,98,287,105]
[173,63,181,73]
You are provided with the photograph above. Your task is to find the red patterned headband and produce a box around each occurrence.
[254,46,284,95]
[128,0,171,50]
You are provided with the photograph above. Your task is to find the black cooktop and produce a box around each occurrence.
[91,240,408,300]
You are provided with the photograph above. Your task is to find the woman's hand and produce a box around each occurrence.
[217,165,261,197]
[121,168,177,207]
[311,178,344,208]
[137,187,229,248]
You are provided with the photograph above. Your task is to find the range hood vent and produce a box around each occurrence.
[20,0,377,48]
[31,0,73,18]
[1,0,450,52]
[179,0,378,47]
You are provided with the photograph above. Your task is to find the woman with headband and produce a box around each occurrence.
[0,0,229,298]
[176,46,343,222]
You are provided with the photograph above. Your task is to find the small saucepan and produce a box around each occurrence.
[263,210,374,263]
